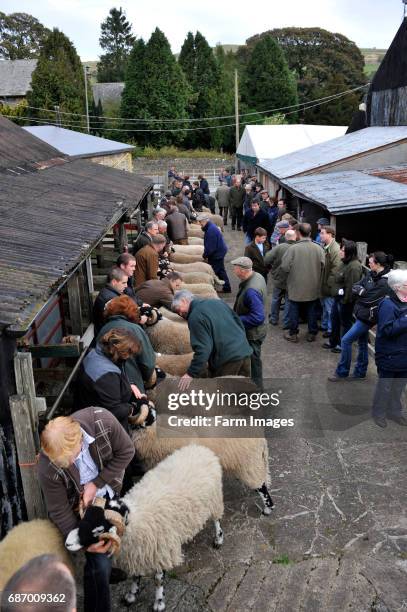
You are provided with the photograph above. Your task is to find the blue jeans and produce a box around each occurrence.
[244,233,252,245]
[288,299,318,336]
[335,319,369,378]
[84,552,112,612]
[270,287,290,326]
[372,369,407,418]
[320,297,334,333]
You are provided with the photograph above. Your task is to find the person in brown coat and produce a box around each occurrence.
[165,204,188,245]
[38,407,135,612]
[244,227,270,280]
[135,272,183,308]
[134,235,166,286]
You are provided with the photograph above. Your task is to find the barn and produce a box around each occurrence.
[0,116,151,536]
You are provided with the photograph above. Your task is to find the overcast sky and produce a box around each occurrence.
[2,0,406,60]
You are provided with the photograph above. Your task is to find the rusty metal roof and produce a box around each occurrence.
[364,164,407,184]
[258,126,407,179]
[282,170,407,215]
[0,116,151,332]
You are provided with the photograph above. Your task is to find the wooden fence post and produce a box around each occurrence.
[67,272,83,336]
[9,395,46,520]
[14,352,40,450]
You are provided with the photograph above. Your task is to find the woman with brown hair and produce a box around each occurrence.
[97,295,156,396]
[75,328,148,432]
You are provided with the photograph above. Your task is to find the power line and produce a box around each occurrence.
[23,83,368,124]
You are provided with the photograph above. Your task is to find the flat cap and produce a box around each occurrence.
[231,256,253,269]
[317,217,330,226]
[276,220,290,228]
[196,213,210,221]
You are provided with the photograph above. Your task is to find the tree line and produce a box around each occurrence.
[0,8,367,151]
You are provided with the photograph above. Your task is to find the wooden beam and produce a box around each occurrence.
[14,352,38,436]
[9,395,46,520]
[27,344,81,358]
[67,273,83,336]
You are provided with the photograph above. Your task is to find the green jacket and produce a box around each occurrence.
[97,315,156,392]
[320,240,341,297]
[280,238,325,302]
[186,298,252,377]
[334,259,363,304]
[234,272,267,341]
[264,240,296,289]
[228,185,245,209]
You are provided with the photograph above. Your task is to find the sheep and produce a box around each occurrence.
[187,236,204,245]
[118,444,224,610]
[145,317,191,354]
[172,244,205,256]
[155,352,193,376]
[0,519,74,589]
[180,282,218,297]
[180,271,215,286]
[169,252,203,264]
[133,422,273,516]
[157,306,188,324]
[170,261,216,277]
[187,227,204,238]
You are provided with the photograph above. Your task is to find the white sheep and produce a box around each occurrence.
[170,261,213,276]
[180,282,218,297]
[118,444,224,611]
[145,317,191,354]
[0,519,74,589]
[155,352,193,376]
[132,421,274,516]
[169,252,203,264]
[172,244,204,256]
[180,271,215,286]
[187,236,204,245]
[187,226,204,238]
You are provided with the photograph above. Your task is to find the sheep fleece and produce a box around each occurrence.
[118,444,223,575]
[146,318,191,354]
[171,261,215,276]
[172,245,204,256]
[0,519,73,589]
[180,272,214,286]
[187,237,204,245]
[157,306,187,323]
[155,352,193,376]
[169,252,203,264]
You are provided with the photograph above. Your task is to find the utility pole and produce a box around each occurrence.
[54,105,61,127]
[234,69,240,171]
[84,65,90,133]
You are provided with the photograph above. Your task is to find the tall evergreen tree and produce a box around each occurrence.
[97,6,135,82]
[27,29,86,125]
[121,29,190,147]
[179,31,222,148]
[243,36,298,122]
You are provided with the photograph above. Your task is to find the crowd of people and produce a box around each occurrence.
[3,166,405,612]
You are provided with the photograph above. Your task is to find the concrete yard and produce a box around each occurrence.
[109,224,407,612]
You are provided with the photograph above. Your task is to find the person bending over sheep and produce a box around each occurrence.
[38,408,135,612]
[135,271,183,310]
[172,290,253,390]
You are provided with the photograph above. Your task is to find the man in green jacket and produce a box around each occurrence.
[172,290,252,390]
[319,226,341,338]
[265,229,297,326]
[228,180,245,231]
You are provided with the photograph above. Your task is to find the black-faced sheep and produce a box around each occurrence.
[118,444,224,611]
[155,352,193,376]
[145,318,191,354]
[0,519,74,590]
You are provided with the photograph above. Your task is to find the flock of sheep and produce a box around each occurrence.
[0,213,275,611]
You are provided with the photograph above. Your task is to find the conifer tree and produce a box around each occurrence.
[27,29,86,125]
[97,7,135,82]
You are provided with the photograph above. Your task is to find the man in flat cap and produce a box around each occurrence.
[197,213,231,293]
[232,256,267,389]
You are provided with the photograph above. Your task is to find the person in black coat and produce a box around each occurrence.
[192,181,206,211]
[242,201,271,245]
[92,268,129,336]
[371,269,407,428]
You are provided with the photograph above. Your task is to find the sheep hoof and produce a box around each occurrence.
[153,599,166,611]
[122,594,136,607]
[262,506,274,516]
[213,537,224,548]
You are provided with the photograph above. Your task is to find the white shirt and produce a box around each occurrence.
[74,429,114,500]
[256,242,264,255]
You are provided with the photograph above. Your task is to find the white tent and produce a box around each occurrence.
[236,124,347,165]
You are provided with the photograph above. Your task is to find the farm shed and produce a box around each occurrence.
[24,125,134,172]
[0,115,152,537]
[0,59,37,107]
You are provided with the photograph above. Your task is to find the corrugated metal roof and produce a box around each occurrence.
[0,59,37,97]
[258,126,407,179]
[282,170,407,215]
[237,124,346,161]
[23,125,134,158]
[92,82,124,106]
[0,116,151,331]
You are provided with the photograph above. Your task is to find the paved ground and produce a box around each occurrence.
[106,224,407,612]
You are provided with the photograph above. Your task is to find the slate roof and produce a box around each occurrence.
[92,82,124,107]
[24,125,134,158]
[0,59,37,97]
[258,126,407,179]
[0,116,151,331]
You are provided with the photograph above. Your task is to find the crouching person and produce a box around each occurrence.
[38,408,135,612]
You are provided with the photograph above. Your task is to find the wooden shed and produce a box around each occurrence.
[0,116,152,537]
